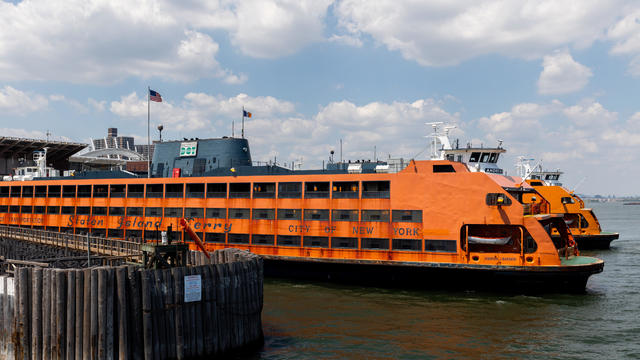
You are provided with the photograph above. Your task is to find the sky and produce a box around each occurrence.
[1,0,639,196]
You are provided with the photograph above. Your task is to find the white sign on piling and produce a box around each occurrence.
[184,275,202,302]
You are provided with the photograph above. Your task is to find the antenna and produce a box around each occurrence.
[572,177,587,193]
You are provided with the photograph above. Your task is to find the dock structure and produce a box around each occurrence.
[0,227,264,359]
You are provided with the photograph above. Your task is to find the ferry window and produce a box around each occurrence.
[303,236,328,248]
[362,210,389,222]
[277,235,301,247]
[108,229,123,239]
[253,208,275,220]
[392,239,421,251]
[278,209,301,220]
[164,207,183,217]
[489,153,497,163]
[126,207,143,216]
[47,206,60,214]
[580,214,589,228]
[253,234,275,245]
[445,154,455,161]
[92,207,107,216]
[456,155,463,162]
[48,185,61,198]
[560,197,575,204]
[304,209,329,221]
[206,183,227,198]
[35,186,47,197]
[486,193,512,206]
[109,207,125,216]
[110,184,126,198]
[205,233,225,243]
[480,153,490,163]
[305,182,330,198]
[165,183,184,198]
[253,182,275,198]
[185,208,204,218]
[93,185,108,198]
[9,205,20,213]
[229,183,251,198]
[331,237,357,249]
[278,182,301,198]
[34,206,45,214]
[206,208,226,219]
[127,184,144,198]
[362,181,390,198]
[461,224,522,254]
[10,186,21,197]
[61,206,75,215]
[144,207,161,217]
[0,187,8,197]
[469,152,480,162]
[524,234,537,254]
[77,185,92,198]
[229,234,250,244]
[186,183,205,198]
[392,210,423,223]
[332,181,359,199]
[21,206,32,214]
[0,206,8,213]
[362,238,390,250]
[22,186,34,197]
[62,185,76,198]
[76,207,90,215]
[126,230,142,242]
[146,184,163,198]
[433,164,456,173]
[229,208,250,219]
[425,239,456,252]
[529,180,544,186]
[332,209,358,221]
[144,230,160,241]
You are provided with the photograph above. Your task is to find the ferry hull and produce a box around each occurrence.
[262,256,604,294]
[553,232,619,250]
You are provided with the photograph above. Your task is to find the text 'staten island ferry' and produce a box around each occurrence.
[515,158,619,249]
[0,133,603,292]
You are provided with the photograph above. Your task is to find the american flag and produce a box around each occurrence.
[149,89,162,102]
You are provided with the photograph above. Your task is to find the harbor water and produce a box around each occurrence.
[243,202,640,359]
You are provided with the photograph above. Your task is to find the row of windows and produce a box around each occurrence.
[0,180,390,199]
[0,205,422,222]
[43,227,457,252]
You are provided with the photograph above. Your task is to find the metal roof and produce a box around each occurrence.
[0,137,87,163]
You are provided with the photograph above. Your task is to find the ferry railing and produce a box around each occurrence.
[0,225,142,260]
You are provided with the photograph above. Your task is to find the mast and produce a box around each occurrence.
[147,86,150,178]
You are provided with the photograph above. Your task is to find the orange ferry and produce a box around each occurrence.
[516,158,619,249]
[0,137,603,292]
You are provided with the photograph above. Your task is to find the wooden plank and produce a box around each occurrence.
[82,269,92,360]
[163,269,176,360]
[50,268,57,359]
[55,270,66,360]
[127,267,144,360]
[97,268,107,360]
[6,276,15,360]
[90,269,99,360]
[171,267,185,360]
[0,276,5,357]
[140,270,153,360]
[106,268,114,360]
[32,268,42,360]
[152,269,166,360]
[201,265,214,356]
[194,267,204,356]
[66,270,76,360]
[75,269,84,360]
[42,269,51,360]
[116,267,129,360]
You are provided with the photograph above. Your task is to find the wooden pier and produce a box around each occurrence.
[0,227,264,359]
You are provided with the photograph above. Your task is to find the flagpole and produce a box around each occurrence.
[242,106,245,139]
[147,86,150,178]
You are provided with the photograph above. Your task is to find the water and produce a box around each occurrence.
[245,202,640,359]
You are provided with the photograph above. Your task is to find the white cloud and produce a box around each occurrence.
[0,86,48,115]
[328,34,363,47]
[88,98,106,112]
[0,1,245,84]
[230,0,333,58]
[562,99,618,126]
[335,0,625,66]
[537,50,592,95]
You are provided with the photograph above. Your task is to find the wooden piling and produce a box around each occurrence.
[66,270,76,360]
[75,269,84,360]
[55,269,66,360]
[42,269,51,360]
[171,267,185,360]
[82,269,91,360]
[116,266,129,360]
[32,268,43,360]
[97,268,107,360]
[141,270,153,360]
